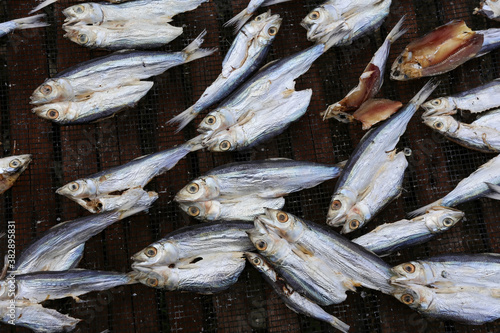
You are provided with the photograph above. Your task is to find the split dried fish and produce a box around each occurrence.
[170,11,282,131]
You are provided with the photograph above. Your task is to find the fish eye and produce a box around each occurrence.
[47,109,59,119]
[349,219,360,230]
[276,212,288,223]
[187,183,199,194]
[78,34,89,44]
[255,240,268,251]
[432,99,441,106]
[268,27,278,36]
[434,121,444,130]
[9,159,20,168]
[187,206,200,217]
[401,293,414,305]
[443,218,454,227]
[145,247,157,257]
[146,278,159,287]
[397,57,403,64]
[69,182,80,191]
[252,257,261,265]
[309,11,320,20]
[41,84,52,95]
[404,148,412,156]
[74,5,85,13]
[205,115,216,125]
[219,140,232,151]
[403,263,416,274]
[331,200,342,210]
[255,15,262,21]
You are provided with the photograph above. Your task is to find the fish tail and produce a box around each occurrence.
[329,316,350,333]
[262,0,292,6]
[183,30,217,63]
[409,79,440,107]
[387,16,407,44]
[223,9,253,34]
[485,182,500,200]
[168,105,200,133]
[407,199,443,218]
[30,0,57,14]
[13,14,49,29]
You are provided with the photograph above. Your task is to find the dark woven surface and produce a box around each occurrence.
[0,0,499,332]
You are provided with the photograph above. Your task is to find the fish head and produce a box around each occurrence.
[421,97,456,117]
[390,50,418,81]
[252,12,282,47]
[204,130,239,152]
[247,218,288,261]
[178,200,221,221]
[32,102,76,124]
[131,242,179,270]
[326,189,357,227]
[245,252,272,275]
[301,5,338,41]
[342,203,369,234]
[174,177,220,202]
[62,3,104,25]
[56,179,97,200]
[390,261,429,285]
[425,206,464,232]
[392,284,431,310]
[0,154,32,176]
[134,268,175,290]
[198,109,235,135]
[258,208,304,242]
[31,78,74,105]
[64,26,101,49]
[422,115,458,134]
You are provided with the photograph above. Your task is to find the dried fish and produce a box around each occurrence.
[0,155,31,195]
[0,14,48,38]
[223,0,290,32]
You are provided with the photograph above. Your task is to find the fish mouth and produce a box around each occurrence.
[130,262,153,274]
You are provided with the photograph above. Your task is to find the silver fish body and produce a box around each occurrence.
[391,253,500,288]
[15,188,157,274]
[202,89,312,152]
[31,32,214,105]
[352,206,464,256]
[7,270,135,303]
[63,0,207,26]
[422,109,500,153]
[302,0,392,50]
[247,219,350,306]
[0,300,80,333]
[131,221,255,269]
[327,80,438,226]
[170,11,282,131]
[0,154,32,194]
[393,283,500,325]
[475,1,500,21]
[178,196,285,221]
[33,81,153,124]
[342,150,407,234]
[258,209,394,295]
[56,144,190,213]
[409,153,500,216]
[245,252,350,333]
[196,44,324,138]
[175,158,343,202]
[133,252,246,294]
[422,78,500,116]
[0,14,48,38]
[64,20,183,50]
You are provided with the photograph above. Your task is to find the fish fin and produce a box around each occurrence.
[224,9,253,34]
[386,16,407,44]
[262,0,292,6]
[183,30,217,63]
[329,316,350,333]
[30,0,57,14]
[12,14,49,29]
[485,182,500,200]
[237,110,255,126]
[292,244,315,257]
[408,199,443,218]
[168,105,199,133]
